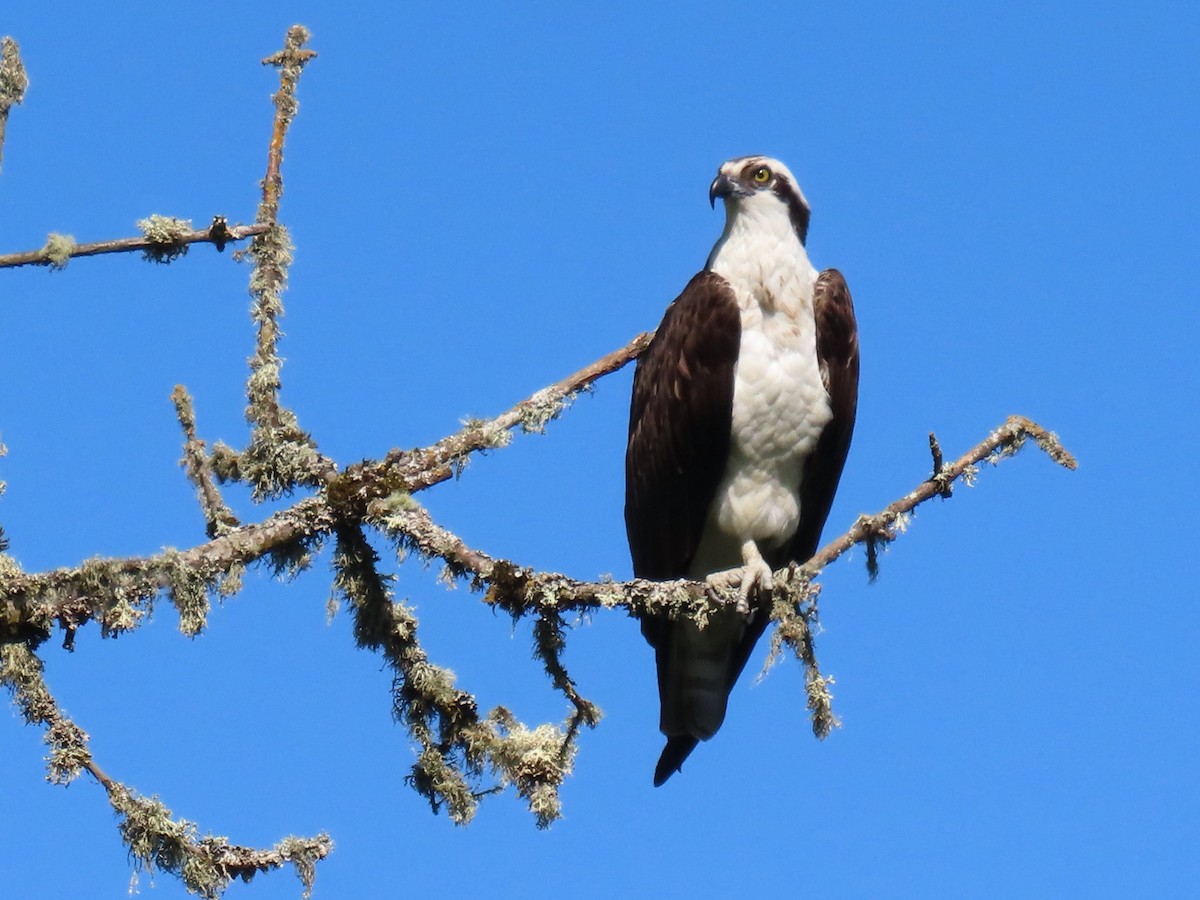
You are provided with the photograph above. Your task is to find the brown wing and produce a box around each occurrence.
[625,270,741,645]
[786,268,860,564]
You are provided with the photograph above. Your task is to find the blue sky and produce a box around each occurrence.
[2,3,1198,897]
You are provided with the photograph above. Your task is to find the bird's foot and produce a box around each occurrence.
[704,542,774,616]
[703,569,741,610]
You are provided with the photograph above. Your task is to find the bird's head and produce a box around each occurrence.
[709,156,811,246]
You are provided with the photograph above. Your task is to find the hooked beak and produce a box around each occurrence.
[709,172,739,208]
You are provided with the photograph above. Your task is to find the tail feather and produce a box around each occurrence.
[653,735,699,786]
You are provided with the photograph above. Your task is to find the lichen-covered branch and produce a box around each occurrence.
[0,218,270,270]
[1,496,334,645]
[532,608,604,737]
[763,571,838,738]
[365,414,1075,739]
[0,438,9,560]
[0,36,29,173]
[369,330,654,494]
[172,385,241,538]
[800,414,1078,583]
[235,25,332,499]
[3,411,1072,650]
[0,642,332,898]
[331,522,577,827]
[0,329,656,645]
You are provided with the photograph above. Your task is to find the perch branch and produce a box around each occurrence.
[2,360,1075,646]
[368,413,1076,624]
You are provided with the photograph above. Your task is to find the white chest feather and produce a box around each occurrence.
[689,201,832,575]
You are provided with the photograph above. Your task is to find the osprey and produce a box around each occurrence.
[625,156,859,786]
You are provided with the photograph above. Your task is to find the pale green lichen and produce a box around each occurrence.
[266,533,321,580]
[217,562,244,598]
[247,223,293,313]
[162,549,211,636]
[274,834,333,900]
[0,38,29,113]
[41,232,76,270]
[113,790,221,898]
[461,416,513,449]
[484,719,573,829]
[1,644,92,784]
[45,718,90,784]
[593,578,626,610]
[70,557,155,636]
[208,442,242,482]
[0,37,30,173]
[137,215,192,263]
[236,426,328,500]
[116,789,331,898]
[806,670,840,738]
[376,490,417,514]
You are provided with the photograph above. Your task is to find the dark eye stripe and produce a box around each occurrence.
[729,157,811,246]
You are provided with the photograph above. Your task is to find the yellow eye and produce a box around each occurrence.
[752,166,772,184]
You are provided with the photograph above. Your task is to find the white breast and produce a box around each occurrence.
[688,199,832,577]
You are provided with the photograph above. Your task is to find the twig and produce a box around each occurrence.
[368,330,654,494]
[533,608,604,735]
[801,414,1078,582]
[928,431,953,498]
[259,27,316,224]
[172,386,240,538]
[0,220,270,270]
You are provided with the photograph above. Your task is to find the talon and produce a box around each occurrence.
[704,569,738,601]
[737,559,772,615]
[736,540,773,615]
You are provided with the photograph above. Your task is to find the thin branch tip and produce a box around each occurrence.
[0,221,271,270]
